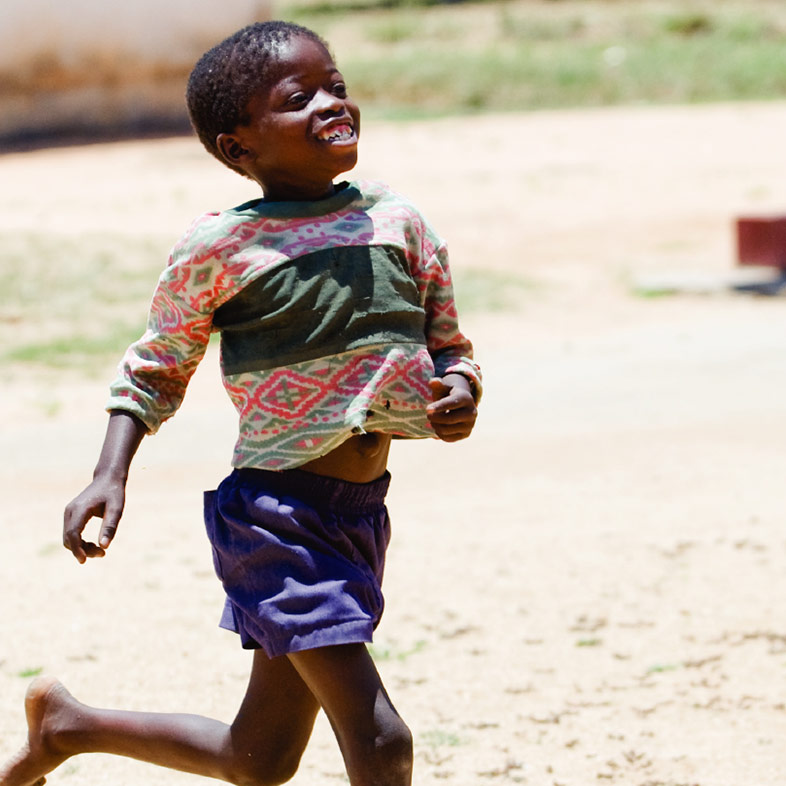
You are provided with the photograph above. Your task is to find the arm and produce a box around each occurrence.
[409,227,481,441]
[63,221,220,562]
[63,411,149,564]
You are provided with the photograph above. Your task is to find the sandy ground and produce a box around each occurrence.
[3,101,786,785]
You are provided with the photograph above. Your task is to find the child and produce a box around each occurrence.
[0,20,481,786]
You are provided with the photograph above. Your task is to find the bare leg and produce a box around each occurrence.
[1,644,411,786]
[289,644,413,786]
[0,651,319,786]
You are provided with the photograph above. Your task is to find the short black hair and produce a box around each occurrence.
[186,20,330,176]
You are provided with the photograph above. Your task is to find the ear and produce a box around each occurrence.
[216,132,253,168]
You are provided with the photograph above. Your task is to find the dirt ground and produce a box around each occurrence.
[2,101,786,786]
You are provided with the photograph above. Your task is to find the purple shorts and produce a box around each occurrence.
[204,467,391,658]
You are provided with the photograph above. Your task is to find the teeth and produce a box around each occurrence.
[319,125,353,141]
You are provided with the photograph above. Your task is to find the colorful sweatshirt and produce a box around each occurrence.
[108,180,482,470]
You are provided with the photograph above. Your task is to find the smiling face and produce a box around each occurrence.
[217,35,360,201]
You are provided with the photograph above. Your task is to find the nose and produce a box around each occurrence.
[313,88,344,114]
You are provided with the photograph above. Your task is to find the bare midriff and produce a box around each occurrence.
[299,432,393,483]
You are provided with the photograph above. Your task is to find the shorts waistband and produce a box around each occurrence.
[230,467,391,513]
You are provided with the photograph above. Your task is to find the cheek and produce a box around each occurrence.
[351,105,361,136]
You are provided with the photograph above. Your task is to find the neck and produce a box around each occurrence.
[260,180,338,203]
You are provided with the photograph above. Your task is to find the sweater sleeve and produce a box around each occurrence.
[106,259,214,433]
[409,223,483,402]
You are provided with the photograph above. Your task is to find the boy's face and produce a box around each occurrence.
[218,36,360,201]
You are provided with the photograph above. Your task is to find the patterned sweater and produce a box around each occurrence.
[108,180,482,470]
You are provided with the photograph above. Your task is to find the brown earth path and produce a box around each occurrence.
[2,102,786,785]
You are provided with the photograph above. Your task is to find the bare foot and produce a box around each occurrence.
[0,677,77,786]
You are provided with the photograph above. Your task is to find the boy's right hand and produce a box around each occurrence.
[62,410,148,564]
[63,475,127,563]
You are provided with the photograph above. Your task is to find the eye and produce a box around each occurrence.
[286,91,311,107]
[331,81,348,98]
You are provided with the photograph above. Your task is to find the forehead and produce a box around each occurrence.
[265,36,339,89]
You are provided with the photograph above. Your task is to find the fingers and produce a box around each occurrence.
[63,488,123,563]
[429,417,476,441]
[98,504,123,550]
[63,502,93,564]
[426,397,475,419]
[426,398,477,441]
[81,540,107,561]
[426,401,476,424]
[428,377,452,401]
[426,375,478,441]
[63,528,107,564]
[426,388,476,421]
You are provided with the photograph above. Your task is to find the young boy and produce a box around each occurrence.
[0,20,481,786]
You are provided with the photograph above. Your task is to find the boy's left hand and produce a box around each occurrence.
[426,374,478,442]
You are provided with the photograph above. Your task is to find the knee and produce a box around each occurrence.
[355,717,413,783]
[228,747,302,786]
[378,720,413,775]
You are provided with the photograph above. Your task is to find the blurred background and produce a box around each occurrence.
[0,0,271,145]
[3,3,786,785]
[4,0,786,145]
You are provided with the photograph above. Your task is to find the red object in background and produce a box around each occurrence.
[736,215,786,267]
